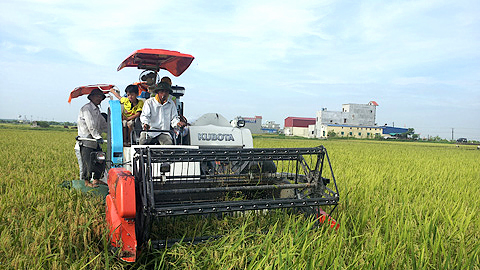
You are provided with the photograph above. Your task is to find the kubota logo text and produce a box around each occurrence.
[198,133,235,141]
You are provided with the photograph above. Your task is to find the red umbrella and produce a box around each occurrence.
[68,84,115,103]
[117,48,194,77]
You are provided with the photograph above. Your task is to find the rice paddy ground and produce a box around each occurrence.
[0,125,479,269]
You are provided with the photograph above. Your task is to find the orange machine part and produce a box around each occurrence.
[108,168,136,218]
[106,168,137,262]
[317,208,340,230]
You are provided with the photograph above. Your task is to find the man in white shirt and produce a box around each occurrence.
[139,82,186,145]
[77,89,108,187]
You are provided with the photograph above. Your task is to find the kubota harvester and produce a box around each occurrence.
[83,49,339,262]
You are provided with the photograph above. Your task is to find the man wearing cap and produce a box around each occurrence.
[77,88,108,187]
[139,82,186,145]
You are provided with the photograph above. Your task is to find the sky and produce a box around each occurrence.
[0,0,479,140]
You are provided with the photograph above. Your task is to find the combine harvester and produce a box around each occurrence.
[75,49,340,262]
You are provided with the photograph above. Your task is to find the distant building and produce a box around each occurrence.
[282,101,412,140]
[284,117,316,137]
[234,115,263,134]
[318,124,383,139]
[308,124,316,138]
[261,120,281,133]
[382,126,408,138]
[315,101,379,138]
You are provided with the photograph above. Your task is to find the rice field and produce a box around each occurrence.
[0,125,479,269]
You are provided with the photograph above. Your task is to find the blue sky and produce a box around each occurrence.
[1,0,479,140]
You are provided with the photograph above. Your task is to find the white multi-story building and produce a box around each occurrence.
[315,101,379,138]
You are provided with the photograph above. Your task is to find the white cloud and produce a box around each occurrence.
[0,0,479,139]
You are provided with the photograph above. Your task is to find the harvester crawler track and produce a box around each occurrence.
[132,146,339,250]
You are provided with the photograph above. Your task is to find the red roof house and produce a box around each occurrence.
[284,117,316,128]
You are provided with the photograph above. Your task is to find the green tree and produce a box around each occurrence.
[406,128,415,138]
[327,130,336,138]
[399,128,415,139]
[36,121,50,128]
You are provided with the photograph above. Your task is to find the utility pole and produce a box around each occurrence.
[451,128,454,141]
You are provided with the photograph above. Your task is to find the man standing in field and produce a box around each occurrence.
[139,82,186,145]
[77,89,108,187]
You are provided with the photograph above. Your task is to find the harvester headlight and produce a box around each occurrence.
[237,119,245,128]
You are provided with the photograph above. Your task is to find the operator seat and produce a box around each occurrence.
[136,129,178,145]
[131,118,143,145]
